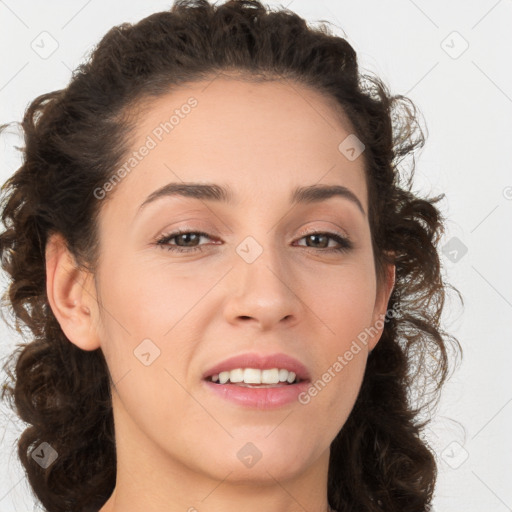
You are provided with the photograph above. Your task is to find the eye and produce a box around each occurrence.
[293,231,353,253]
[155,229,214,253]
[154,229,353,254]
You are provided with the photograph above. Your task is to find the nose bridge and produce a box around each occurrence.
[224,229,300,328]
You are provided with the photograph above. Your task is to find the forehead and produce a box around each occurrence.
[103,77,368,217]
[135,76,357,147]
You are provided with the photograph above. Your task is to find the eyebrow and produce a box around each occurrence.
[137,182,365,216]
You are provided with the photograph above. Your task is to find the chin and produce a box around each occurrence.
[195,435,317,483]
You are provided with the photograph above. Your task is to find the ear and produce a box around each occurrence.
[45,232,101,351]
[368,262,396,352]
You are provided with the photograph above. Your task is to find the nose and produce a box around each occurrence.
[222,238,302,331]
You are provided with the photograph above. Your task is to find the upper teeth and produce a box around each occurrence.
[211,368,297,385]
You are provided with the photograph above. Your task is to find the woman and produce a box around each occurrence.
[0,1,462,511]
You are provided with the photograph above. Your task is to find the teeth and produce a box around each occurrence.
[262,368,279,384]
[245,368,262,384]
[229,368,244,383]
[210,368,298,385]
[218,372,229,384]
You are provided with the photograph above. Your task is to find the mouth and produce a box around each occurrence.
[201,353,311,408]
[204,368,306,387]
[202,352,310,385]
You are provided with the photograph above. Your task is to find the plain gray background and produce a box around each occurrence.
[1,1,511,511]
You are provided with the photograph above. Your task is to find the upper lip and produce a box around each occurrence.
[202,352,311,381]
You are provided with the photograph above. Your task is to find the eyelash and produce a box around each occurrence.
[154,228,353,254]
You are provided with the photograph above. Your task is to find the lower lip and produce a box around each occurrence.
[203,380,310,409]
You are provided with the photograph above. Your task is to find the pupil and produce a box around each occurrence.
[181,233,197,246]
[309,234,326,248]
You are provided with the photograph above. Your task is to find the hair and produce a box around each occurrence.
[0,1,462,511]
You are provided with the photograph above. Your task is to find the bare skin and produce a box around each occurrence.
[45,75,395,512]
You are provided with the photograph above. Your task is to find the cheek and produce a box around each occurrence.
[98,254,204,336]
[95,257,199,437]
[95,255,216,391]
[303,261,376,408]
[309,259,377,337]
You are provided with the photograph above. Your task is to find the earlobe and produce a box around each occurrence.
[368,262,396,352]
[45,232,101,351]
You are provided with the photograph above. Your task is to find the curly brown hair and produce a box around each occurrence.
[0,1,462,511]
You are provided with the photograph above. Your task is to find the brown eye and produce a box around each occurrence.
[155,230,213,253]
[295,232,353,253]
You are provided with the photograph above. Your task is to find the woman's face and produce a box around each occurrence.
[65,77,394,497]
